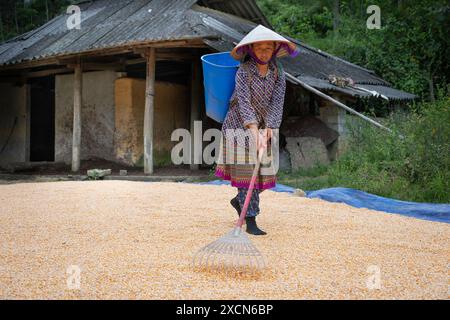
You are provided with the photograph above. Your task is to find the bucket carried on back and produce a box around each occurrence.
[201,52,240,123]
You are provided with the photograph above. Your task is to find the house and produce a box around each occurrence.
[0,0,416,174]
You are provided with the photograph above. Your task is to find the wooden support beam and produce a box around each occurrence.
[26,68,72,78]
[0,62,121,82]
[0,38,210,71]
[0,57,60,71]
[190,57,201,170]
[125,58,146,65]
[133,41,191,57]
[71,58,82,172]
[157,52,197,61]
[126,52,198,65]
[21,68,72,79]
[143,48,156,174]
[67,62,124,71]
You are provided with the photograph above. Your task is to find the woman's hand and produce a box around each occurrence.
[258,131,267,149]
[247,124,267,150]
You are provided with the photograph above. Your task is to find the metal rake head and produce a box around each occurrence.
[193,227,266,274]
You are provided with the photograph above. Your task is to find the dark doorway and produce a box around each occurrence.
[29,76,55,161]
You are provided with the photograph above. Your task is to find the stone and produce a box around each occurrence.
[285,137,330,170]
[87,169,112,179]
[281,115,339,147]
[278,148,292,172]
[293,188,306,197]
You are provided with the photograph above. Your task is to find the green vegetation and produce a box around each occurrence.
[135,150,173,168]
[277,94,449,203]
[153,150,174,167]
[257,0,449,101]
[0,0,76,42]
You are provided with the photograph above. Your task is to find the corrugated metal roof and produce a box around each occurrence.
[197,0,272,28]
[192,5,417,101]
[0,0,213,66]
[0,0,416,101]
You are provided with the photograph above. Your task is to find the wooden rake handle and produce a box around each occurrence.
[236,146,266,228]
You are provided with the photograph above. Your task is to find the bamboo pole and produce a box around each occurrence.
[284,73,395,134]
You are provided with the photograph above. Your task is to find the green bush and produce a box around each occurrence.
[326,95,450,203]
[278,95,449,203]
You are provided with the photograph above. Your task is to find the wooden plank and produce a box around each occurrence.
[0,58,60,71]
[143,48,156,174]
[71,58,82,172]
[126,52,197,65]
[0,38,209,71]
[156,52,196,61]
[67,62,123,71]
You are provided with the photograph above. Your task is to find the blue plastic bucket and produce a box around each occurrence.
[201,52,240,123]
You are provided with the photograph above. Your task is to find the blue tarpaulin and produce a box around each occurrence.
[190,180,450,224]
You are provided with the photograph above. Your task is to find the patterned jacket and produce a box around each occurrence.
[221,56,286,148]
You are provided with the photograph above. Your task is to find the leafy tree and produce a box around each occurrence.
[0,0,73,42]
[257,0,449,101]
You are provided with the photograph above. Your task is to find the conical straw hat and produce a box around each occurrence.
[231,25,299,60]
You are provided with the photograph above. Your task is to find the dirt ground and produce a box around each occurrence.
[0,180,448,299]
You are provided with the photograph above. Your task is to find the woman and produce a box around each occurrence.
[214,25,299,235]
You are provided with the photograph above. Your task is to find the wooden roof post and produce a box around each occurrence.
[71,57,82,172]
[144,48,156,174]
[190,57,201,170]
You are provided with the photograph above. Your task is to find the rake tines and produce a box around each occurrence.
[193,227,266,274]
[193,146,268,275]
